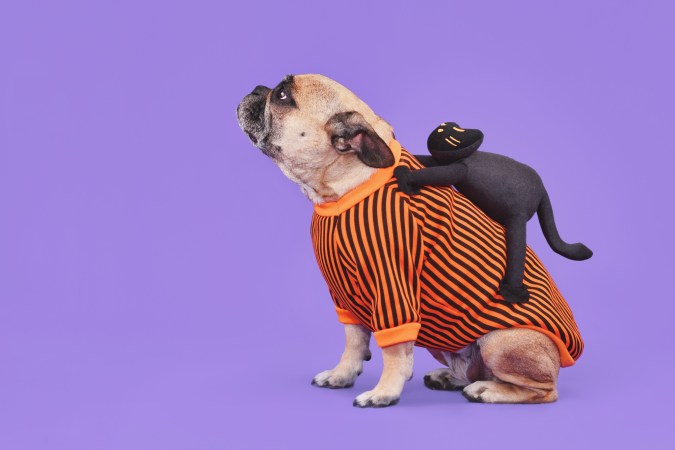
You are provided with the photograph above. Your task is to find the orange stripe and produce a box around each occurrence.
[424,262,508,330]
[309,146,582,363]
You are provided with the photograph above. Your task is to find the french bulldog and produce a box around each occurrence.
[236,74,581,407]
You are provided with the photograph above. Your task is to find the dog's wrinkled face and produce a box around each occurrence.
[236,74,395,203]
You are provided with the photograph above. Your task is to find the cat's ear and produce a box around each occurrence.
[325,111,395,168]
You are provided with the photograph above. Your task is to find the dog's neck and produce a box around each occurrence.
[307,161,378,205]
[307,124,395,205]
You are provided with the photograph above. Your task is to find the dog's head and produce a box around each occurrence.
[236,74,395,203]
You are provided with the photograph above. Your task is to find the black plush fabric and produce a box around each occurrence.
[395,122,593,303]
[426,122,483,163]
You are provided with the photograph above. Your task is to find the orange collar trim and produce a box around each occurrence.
[313,139,402,217]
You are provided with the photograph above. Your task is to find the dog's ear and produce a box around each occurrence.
[325,111,395,168]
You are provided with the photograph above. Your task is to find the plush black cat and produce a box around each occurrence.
[394,122,592,303]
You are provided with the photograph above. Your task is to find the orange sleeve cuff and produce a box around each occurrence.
[373,323,421,348]
[335,307,361,325]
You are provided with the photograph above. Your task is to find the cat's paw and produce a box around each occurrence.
[498,283,530,303]
[394,165,420,195]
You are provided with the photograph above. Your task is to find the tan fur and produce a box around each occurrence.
[424,344,482,390]
[353,342,414,407]
[241,74,394,204]
[428,328,561,403]
[311,324,371,388]
[238,74,565,407]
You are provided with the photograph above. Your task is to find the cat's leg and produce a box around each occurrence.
[394,163,467,195]
[411,155,442,167]
[499,217,530,303]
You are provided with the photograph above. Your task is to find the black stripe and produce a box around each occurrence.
[420,268,504,331]
[419,296,484,342]
[382,188,409,324]
[370,190,399,329]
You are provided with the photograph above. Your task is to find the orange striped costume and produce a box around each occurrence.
[311,140,583,367]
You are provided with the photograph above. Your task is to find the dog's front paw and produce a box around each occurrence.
[352,389,400,408]
[311,368,358,389]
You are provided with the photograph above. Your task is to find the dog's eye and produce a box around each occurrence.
[277,90,288,100]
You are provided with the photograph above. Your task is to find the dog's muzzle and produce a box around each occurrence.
[237,85,271,146]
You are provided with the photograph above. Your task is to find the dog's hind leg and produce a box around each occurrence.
[424,344,485,391]
[462,328,560,403]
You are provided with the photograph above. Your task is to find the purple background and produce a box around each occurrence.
[1,1,673,449]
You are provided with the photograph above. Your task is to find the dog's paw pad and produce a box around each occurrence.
[462,382,493,403]
[462,387,487,403]
[311,369,357,389]
[423,373,463,391]
[353,390,400,408]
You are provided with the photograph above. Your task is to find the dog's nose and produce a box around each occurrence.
[251,85,271,96]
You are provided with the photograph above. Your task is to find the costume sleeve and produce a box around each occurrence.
[348,192,424,348]
[329,288,361,325]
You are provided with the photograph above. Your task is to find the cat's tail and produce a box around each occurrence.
[536,191,593,261]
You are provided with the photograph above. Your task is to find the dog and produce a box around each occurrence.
[236,74,583,407]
